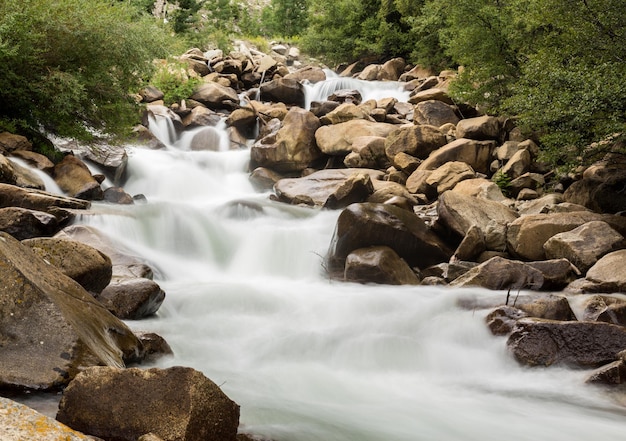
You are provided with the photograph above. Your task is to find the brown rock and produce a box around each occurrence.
[284,66,327,83]
[320,103,374,125]
[323,172,375,209]
[527,258,580,290]
[0,132,32,153]
[455,115,502,141]
[0,207,58,240]
[408,88,453,105]
[326,202,454,273]
[450,256,544,291]
[425,161,475,195]
[585,250,626,292]
[96,278,165,320]
[259,78,305,107]
[191,82,239,109]
[413,100,460,127]
[316,120,396,156]
[384,125,447,160]
[418,138,497,175]
[53,155,103,200]
[56,366,239,441]
[507,318,626,367]
[343,136,388,169]
[486,306,529,335]
[344,246,420,285]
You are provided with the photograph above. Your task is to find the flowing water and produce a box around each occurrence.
[69,81,626,441]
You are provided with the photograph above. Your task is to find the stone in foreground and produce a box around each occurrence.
[57,366,240,441]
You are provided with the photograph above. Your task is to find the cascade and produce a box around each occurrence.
[72,80,626,441]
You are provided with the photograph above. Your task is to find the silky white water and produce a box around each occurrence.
[73,94,626,440]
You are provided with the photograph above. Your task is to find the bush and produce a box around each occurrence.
[151,61,203,106]
[0,0,177,139]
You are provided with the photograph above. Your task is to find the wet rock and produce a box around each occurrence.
[57,366,240,441]
[579,295,626,327]
[10,150,55,174]
[585,359,626,385]
[259,78,305,107]
[103,186,135,204]
[134,331,173,363]
[81,142,128,185]
[183,106,223,128]
[384,125,447,161]
[23,237,112,294]
[0,232,142,390]
[507,318,626,367]
[0,397,97,440]
[53,155,103,200]
[96,278,165,320]
[455,115,502,141]
[316,120,396,156]
[418,138,497,175]
[249,167,284,191]
[450,256,544,291]
[274,169,383,207]
[251,107,322,172]
[323,172,375,210]
[344,246,420,285]
[486,306,529,336]
[326,202,454,274]
[543,221,624,273]
[0,184,89,220]
[0,207,58,240]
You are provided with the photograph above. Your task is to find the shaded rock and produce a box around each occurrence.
[96,278,165,320]
[450,256,544,291]
[422,261,477,282]
[0,232,141,390]
[384,125,447,160]
[0,397,97,441]
[413,100,460,127]
[507,318,626,367]
[326,202,454,274]
[316,120,396,156]
[23,237,112,294]
[3,156,45,190]
[249,167,284,191]
[344,246,420,285]
[328,89,363,105]
[0,207,58,240]
[527,258,580,290]
[500,148,531,179]
[10,150,55,174]
[134,332,173,363]
[563,164,626,214]
[543,221,624,273]
[579,295,626,327]
[191,82,239,109]
[455,115,502,140]
[310,100,341,118]
[54,155,103,200]
[56,366,239,441]
[274,169,383,207]
[0,132,32,153]
[343,136,388,169]
[585,359,626,385]
[251,107,322,172]
[139,85,164,103]
[486,306,529,336]
[183,106,223,128]
[259,78,305,107]
[453,224,486,261]
[323,172,375,210]
[509,172,544,198]
[418,138,497,174]
[103,186,135,204]
[284,66,326,83]
[506,212,626,261]
[81,143,128,185]
[0,183,89,214]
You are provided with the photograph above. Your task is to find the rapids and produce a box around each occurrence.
[72,81,626,441]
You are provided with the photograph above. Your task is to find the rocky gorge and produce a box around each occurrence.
[2,40,626,440]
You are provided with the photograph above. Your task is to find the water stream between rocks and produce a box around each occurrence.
[69,79,626,441]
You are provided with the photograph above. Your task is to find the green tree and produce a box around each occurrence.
[0,0,177,140]
[261,0,309,37]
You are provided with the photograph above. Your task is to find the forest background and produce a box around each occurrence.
[0,0,624,171]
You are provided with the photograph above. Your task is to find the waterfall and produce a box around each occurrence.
[73,82,626,441]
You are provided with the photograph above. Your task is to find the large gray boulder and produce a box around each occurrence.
[57,366,240,441]
[507,318,626,367]
[326,202,454,274]
[0,232,142,390]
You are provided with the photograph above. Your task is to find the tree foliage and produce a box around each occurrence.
[0,0,177,139]
[260,0,309,37]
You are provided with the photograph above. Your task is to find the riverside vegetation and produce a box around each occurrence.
[1,0,626,440]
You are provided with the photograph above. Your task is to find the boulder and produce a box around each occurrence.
[323,172,375,210]
[452,225,486,261]
[57,366,239,441]
[189,126,228,152]
[585,359,626,385]
[509,172,544,198]
[259,78,305,107]
[455,115,502,140]
[413,100,459,127]
[451,178,507,202]
[0,207,59,240]
[506,212,626,261]
[0,183,89,213]
[450,256,544,291]
[437,190,518,250]
[103,186,135,204]
[139,85,164,103]
[527,258,580,290]
[0,397,95,441]
[344,246,420,285]
[486,306,529,336]
[53,155,103,200]
[563,156,626,213]
[507,318,626,367]
[250,107,322,172]
[191,82,239,109]
[274,169,383,207]
[284,66,326,83]
[500,148,531,179]
[585,250,626,292]
[96,278,165,320]
[315,120,396,156]
[184,106,223,128]
[249,167,284,191]
[326,202,454,274]
[377,57,406,81]
[579,295,626,327]
[1,155,45,189]
[343,136,388,169]
[10,150,55,174]
[81,142,128,185]
[543,221,624,273]
[417,138,497,174]
[408,88,453,105]
[425,161,475,195]
[0,132,32,153]
[22,237,112,294]
[0,232,142,390]
[328,89,363,105]
[384,125,447,160]
[358,64,382,81]
[320,103,374,125]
